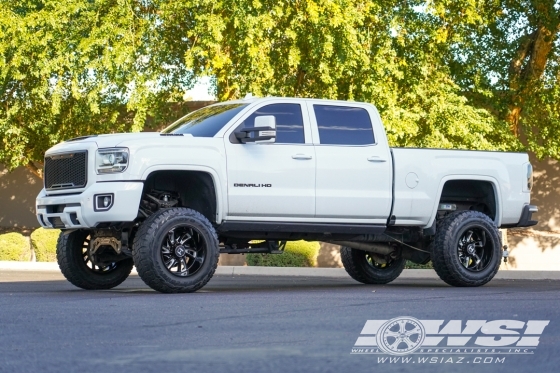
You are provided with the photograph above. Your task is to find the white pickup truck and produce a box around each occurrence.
[36,97,537,293]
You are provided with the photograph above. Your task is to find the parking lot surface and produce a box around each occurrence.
[0,270,559,373]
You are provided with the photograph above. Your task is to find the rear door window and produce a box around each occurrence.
[314,105,375,145]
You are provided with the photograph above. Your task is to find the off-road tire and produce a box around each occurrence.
[132,208,219,293]
[432,210,502,287]
[57,230,133,290]
[341,247,406,284]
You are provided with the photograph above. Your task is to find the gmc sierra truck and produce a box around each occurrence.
[36,96,538,293]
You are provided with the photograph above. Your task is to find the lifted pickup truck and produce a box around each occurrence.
[36,97,537,293]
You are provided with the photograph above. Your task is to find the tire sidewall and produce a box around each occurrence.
[362,254,405,279]
[145,211,218,288]
[347,248,405,284]
[57,230,133,289]
[443,215,502,283]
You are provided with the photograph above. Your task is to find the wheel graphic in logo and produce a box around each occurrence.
[376,317,425,355]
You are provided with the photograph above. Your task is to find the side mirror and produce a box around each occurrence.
[235,115,276,144]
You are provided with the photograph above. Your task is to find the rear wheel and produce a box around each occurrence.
[132,208,219,293]
[341,247,405,284]
[57,230,133,290]
[432,210,502,287]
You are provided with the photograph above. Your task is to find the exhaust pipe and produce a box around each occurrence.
[331,241,395,255]
[331,241,431,265]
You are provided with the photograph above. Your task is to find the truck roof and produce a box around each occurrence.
[212,95,371,106]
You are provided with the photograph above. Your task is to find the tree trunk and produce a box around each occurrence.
[26,161,43,179]
[507,23,558,139]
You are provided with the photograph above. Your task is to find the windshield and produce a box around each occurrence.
[162,104,248,136]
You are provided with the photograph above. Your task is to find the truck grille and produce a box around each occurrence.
[44,151,88,190]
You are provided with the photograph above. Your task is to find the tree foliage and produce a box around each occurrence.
[0,0,192,176]
[164,0,516,150]
[1,1,559,177]
[436,0,560,158]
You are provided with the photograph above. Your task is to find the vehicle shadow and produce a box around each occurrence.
[1,273,554,296]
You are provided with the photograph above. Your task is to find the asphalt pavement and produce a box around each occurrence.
[0,270,559,373]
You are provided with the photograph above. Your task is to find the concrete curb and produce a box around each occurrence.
[0,261,60,271]
[1,261,560,280]
[215,267,560,280]
[215,266,350,277]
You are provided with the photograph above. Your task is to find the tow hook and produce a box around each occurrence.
[503,245,509,263]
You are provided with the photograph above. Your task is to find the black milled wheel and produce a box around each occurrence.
[57,230,133,290]
[432,210,502,287]
[340,247,405,284]
[132,208,219,293]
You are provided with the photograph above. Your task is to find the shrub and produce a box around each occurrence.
[31,228,61,262]
[405,260,433,269]
[246,241,320,267]
[0,232,30,261]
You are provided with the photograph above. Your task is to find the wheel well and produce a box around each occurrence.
[142,171,217,223]
[439,180,497,221]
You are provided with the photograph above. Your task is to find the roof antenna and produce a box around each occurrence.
[244,93,255,99]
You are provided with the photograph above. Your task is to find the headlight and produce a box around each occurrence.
[96,148,129,174]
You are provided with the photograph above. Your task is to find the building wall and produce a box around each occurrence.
[500,155,560,270]
[0,165,43,228]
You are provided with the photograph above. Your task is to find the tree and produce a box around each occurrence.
[159,0,514,150]
[0,0,192,177]
[429,0,560,158]
[2,1,558,176]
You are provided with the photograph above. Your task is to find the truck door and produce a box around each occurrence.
[224,102,316,219]
[307,102,393,223]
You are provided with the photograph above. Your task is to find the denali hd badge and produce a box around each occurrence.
[233,183,272,187]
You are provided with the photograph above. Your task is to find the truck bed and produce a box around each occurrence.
[390,148,530,228]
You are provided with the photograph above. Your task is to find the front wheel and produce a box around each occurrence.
[432,210,502,287]
[132,208,219,293]
[341,247,406,284]
[57,230,133,290]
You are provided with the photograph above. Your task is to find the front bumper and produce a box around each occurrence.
[36,182,143,229]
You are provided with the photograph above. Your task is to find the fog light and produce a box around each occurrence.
[94,194,114,211]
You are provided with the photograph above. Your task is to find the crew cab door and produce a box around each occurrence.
[307,102,393,223]
[224,102,315,219]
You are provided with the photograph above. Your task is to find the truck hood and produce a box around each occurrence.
[45,132,220,156]
[69,133,165,148]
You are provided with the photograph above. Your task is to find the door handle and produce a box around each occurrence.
[367,156,387,162]
[292,154,313,160]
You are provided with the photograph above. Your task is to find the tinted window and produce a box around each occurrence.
[162,104,248,137]
[314,105,374,145]
[241,104,305,144]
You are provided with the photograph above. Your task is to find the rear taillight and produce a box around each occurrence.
[523,163,533,192]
